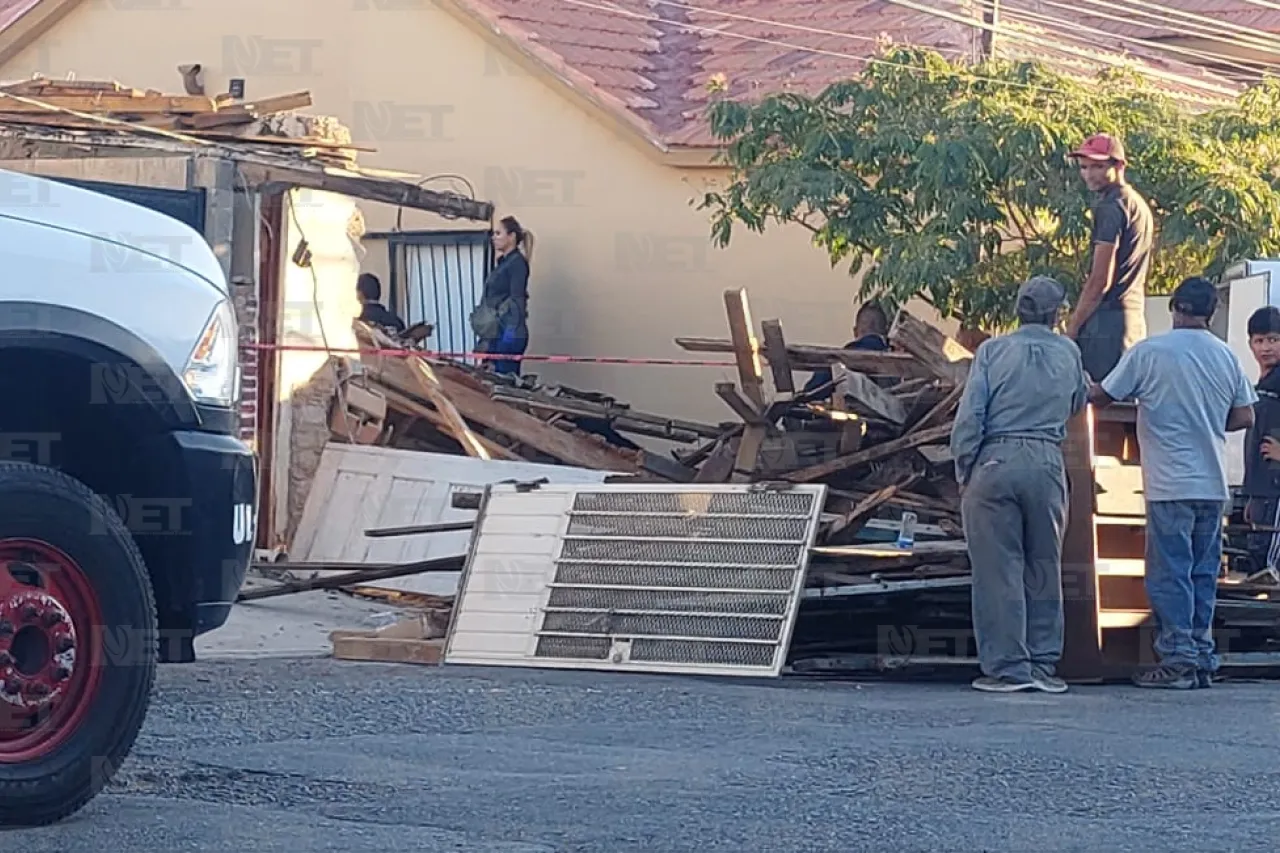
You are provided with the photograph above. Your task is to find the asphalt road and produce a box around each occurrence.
[7,657,1280,852]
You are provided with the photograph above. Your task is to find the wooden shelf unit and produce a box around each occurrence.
[1060,402,1161,681]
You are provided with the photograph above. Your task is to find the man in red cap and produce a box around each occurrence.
[1064,133,1154,382]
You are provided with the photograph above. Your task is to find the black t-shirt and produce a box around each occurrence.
[359,302,406,334]
[1091,183,1154,314]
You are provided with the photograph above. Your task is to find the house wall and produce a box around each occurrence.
[272,188,365,548]
[0,0,948,427]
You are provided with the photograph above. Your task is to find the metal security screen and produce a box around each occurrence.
[445,483,827,677]
[386,231,491,361]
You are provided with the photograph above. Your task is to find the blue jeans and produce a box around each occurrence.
[1144,500,1224,672]
[479,335,527,376]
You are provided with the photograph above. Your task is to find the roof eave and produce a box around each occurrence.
[0,0,81,69]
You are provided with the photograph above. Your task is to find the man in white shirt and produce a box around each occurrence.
[1089,277,1256,689]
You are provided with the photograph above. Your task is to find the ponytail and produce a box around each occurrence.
[520,230,535,265]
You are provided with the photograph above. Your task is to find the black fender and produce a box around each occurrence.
[0,301,202,430]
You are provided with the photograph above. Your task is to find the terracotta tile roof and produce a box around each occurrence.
[0,0,43,30]
[1061,1,1280,40]
[454,0,1245,150]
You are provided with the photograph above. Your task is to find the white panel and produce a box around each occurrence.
[1224,273,1270,487]
[289,445,614,596]
[445,483,827,678]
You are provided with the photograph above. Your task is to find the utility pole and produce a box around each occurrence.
[980,0,1000,61]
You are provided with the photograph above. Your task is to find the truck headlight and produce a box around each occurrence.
[183,300,238,408]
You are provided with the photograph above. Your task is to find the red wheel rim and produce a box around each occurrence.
[0,539,103,763]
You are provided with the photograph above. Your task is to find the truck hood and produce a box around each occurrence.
[0,168,227,293]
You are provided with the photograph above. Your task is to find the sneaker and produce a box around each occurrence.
[1132,664,1196,690]
[972,676,1037,693]
[1195,670,1214,689]
[1031,669,1069,694]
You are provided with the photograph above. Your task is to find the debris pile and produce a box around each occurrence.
[333,289,971,593]
[0,76,358,166]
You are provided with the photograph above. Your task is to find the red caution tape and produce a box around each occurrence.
[242,341,735,368]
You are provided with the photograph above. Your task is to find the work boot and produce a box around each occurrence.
[971,675,1036,693]
[1031,668,1069,694]
[1131,663,1196,690]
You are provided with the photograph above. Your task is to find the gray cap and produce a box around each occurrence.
[1016,275,1068,319]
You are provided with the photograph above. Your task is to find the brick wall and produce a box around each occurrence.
[230,278,259,448]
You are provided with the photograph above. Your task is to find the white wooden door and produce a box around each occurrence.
[290,445,616,595]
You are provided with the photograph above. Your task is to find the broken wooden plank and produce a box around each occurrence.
[732,424,768,483]
[785,423,952,483]
[723,289,767,410]
[839,367,907,425]
[888,310,972,383]
[0,93,220,113]
[760,319,795,394]
[674,337,931,380]
[378,385,526,461]
[694,436,739,483]
[358,329,643,474]
[715,382,767,425]
[909,381,965,433]
[406,358,491,460]
[826,473,922,541]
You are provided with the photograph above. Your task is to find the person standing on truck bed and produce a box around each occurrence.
[1089,277,1256,690]
[472,216,532,377]
[950,276,1088,695]
[355,272,406,335]
[1064,133,1154,382]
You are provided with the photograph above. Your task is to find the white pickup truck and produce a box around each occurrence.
[0,169,257,826]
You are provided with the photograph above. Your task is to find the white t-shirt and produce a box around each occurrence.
[1100,328,1257,503]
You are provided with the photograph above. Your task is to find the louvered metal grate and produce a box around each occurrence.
[444,483,827,678]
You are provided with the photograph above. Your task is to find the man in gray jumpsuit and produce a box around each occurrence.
[950,277,1089,694]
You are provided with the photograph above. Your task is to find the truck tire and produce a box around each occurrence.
[0,462,156,827]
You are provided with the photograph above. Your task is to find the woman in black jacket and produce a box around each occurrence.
[472,215,532,376]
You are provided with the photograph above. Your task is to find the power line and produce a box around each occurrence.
[883,0,1240,98]
[1077,0,1280,54]
[556,0,1234,104]
[991,1,1280,78]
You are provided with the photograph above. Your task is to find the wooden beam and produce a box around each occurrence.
[839,367,907,425]
[888,310,972,383]
[785,423,952,483]
[760,319,794,394]
[357,327,641,473]
[406,359,490,460]
[675,337,931,380]
[0,93,220,114]
[379,385,524,462]
[722,289,766,410]
[235,161,493,220]
[826,473,923,541]
[715,382,767,425]
[909,381,965,433]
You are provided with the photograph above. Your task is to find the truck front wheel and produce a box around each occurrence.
[0,462,157,827]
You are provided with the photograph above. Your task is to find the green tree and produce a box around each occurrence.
[699,47,1280,331]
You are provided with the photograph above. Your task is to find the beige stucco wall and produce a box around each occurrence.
[0,0,943,424]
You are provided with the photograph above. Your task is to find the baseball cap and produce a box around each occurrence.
[1069,133,1126,164]
[1169,276,1218,318]
[1016,275,1068,318]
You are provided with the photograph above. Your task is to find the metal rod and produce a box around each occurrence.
[237,556,465,602]
[364,520,476,538]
